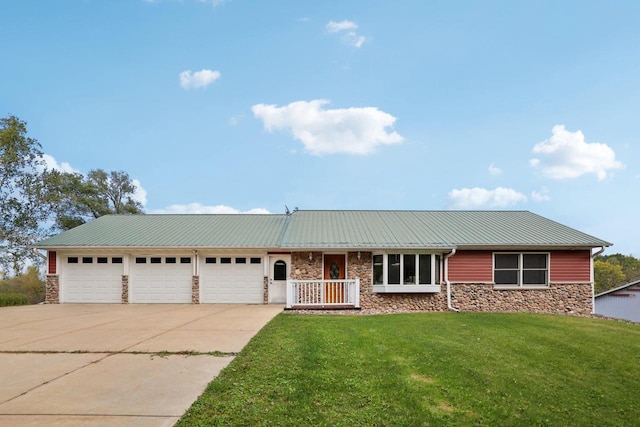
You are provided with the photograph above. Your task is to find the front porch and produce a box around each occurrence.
[286,279,360,309]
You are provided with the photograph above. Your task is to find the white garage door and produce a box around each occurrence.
[62,255,123,303]
[200,256,264,303]
[130,256,193,303]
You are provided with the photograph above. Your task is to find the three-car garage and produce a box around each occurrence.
[58,253,266,304]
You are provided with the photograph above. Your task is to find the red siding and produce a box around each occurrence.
[448,251,493,282]
[550,250,591,283]
[48,251,57,275]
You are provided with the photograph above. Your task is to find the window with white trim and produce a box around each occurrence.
[373,253,441,286]
[494,253,548,287]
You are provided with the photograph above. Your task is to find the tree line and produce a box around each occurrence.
[1,115,143,276]
[594,253,640,294]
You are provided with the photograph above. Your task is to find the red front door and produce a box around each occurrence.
[324,254,346,303]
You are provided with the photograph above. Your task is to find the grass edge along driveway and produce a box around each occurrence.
[177,312,640,426]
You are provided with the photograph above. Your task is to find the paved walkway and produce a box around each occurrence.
[0,304,283,426]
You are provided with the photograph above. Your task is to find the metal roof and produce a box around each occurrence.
[34,210,612,250]
[35,214,289,248]
[279,210,611,249]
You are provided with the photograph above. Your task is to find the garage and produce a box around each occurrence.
[130,256,193,303]
[61,255,123,303]
[200,255,264,303]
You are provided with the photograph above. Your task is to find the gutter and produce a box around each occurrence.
[32,248,46,259]
[444,248,459,312]
[590,246,606,314]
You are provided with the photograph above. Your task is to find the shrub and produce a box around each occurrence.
[0,266,45,305]
[0,293,29,307]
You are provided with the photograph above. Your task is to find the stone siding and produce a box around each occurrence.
[121,275,129,304]
[45,275,59,304]
[263,276,269,304]
[451,283,593,315]
[192,276,199,304]
[291,252,323,279]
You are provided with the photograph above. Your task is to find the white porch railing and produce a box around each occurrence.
[286,279,360,309]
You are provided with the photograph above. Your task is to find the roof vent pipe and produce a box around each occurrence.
[444,249,459,312]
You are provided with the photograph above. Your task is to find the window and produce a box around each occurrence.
[373,255,383,284]
[374,254,441,286]
[494,253,548,287]
[112,257,123,264]
[236,257,246,264]
[250,257,262,264]
[221,257,232,264]
[166,257,176,264]
[136,257,147,264]
[97,257,108,264]
[82,257,93,264]
[180,257,191,264]
[205,257,216,264]
[150,257,162,264]
[68,257,78,264]
[273,260,287,280]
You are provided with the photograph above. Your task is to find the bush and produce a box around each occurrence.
[0,266,45,305]
[0,293,29,307]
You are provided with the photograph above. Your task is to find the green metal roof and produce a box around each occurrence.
[34,210,612,250]
[35,214,289,248]
[280,210,611,249]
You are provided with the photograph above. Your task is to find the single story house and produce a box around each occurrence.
[594,280,640,322]
[35,210,611,315]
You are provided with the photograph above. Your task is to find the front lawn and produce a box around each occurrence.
[177,313,640,426]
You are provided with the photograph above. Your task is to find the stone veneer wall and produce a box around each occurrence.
[263,276,269,304]
[290,251,593,315]
[192,276,200,304]
[291,252,323,279]
[45,275,59,304]
[121,275,129,303]
[451,283,593,315]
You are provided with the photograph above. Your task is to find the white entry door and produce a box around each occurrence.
[268,255,290,304]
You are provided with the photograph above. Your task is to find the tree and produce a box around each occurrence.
[594,259,625,294]
[0,116,49,275]
[593,253,640,294]
[47,168,144,230]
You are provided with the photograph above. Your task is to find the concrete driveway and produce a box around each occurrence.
[0,303,283,426]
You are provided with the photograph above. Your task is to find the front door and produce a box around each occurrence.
[323,254,346,303]
[268,255,290,303]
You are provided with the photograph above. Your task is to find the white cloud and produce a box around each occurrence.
[326,20,358,33]
[42,154,81,174]
[252,99,403,155]
[131,179,148,206]
[150,203,269,214]
[531,187,551,202]
[326,20,367,48]
[179,69,221,90]
[530,125,623,181]
[488,163,502,176]
[448,187,528,209]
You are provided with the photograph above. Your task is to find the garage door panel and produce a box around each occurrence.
[130,257,192,303]
[201,256,263,303]
[62,256,123,303]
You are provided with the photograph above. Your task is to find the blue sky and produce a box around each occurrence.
[2,0,639,255]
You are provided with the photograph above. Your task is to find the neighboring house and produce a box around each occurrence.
[35,210,611,315]
[595,280,640,322]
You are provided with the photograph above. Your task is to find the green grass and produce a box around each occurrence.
[177,313,640,426]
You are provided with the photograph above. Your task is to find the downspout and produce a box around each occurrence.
[444,248,459,312]
[591,246,606,314]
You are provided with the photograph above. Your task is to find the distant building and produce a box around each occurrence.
[595,280,640,322]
